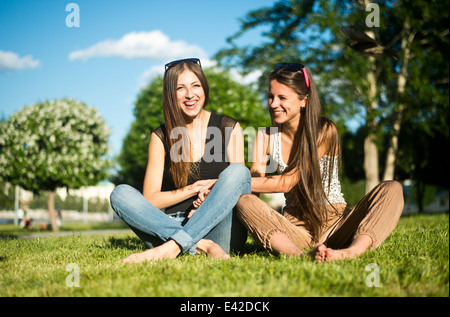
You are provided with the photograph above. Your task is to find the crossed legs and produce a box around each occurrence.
[111,163,251,263]
[236,181,404,262]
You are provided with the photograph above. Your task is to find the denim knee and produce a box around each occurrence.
[110,184,138,213]
[219,163,250,183]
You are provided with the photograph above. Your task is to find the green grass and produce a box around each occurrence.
[0,213,448,297]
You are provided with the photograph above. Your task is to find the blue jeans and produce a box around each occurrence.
[110,163,251,255]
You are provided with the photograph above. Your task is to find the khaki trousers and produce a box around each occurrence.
[236,181,404,253]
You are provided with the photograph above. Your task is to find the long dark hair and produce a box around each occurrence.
[269,65,341,242]
[163,60,209,188]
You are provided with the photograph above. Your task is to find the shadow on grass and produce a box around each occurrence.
[231,236,272,257]
[106,236,146,251]
[101,232,272,258]
[0,234,19,240]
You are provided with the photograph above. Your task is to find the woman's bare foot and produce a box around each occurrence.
[309,243,328,262]
[318,247,361,262]
[314,235,373,262]
[196,239,230,259]
[121,240,182,263]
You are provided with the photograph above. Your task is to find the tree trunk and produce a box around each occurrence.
[363,54,380,193]
[364,132,379,193]
[383,19,416,181]
[48,191,59,232]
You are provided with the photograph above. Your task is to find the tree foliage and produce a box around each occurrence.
[113,67,271,190]
[215,0,449,193]
[0,99,111,192]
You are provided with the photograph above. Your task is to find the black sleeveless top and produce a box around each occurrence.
[152,112,238,214]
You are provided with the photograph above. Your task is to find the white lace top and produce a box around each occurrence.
[272,131,346,207]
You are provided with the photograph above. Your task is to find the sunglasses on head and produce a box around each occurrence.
[274,62,310,88]
[165,58,202,72]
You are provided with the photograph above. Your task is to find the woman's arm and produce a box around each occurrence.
[250,128,268,177]
[142,132,199,209]
[250,119,340,195]
[250,129,298,193]
[251,173,298,193]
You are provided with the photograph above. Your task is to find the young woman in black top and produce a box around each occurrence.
[110,58,250,263]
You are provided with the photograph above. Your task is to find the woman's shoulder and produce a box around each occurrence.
[209,112,238,130]
[151,124,166,142]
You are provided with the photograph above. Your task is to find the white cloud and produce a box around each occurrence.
[0,50,40,72]
[68,30,208,62]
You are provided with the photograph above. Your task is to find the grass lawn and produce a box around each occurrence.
[0,213,448,297]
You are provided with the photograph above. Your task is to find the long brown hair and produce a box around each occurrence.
[269,65,341,242]
[163,60,209,188]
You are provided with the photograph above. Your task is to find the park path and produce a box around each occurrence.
[15,228,132,239]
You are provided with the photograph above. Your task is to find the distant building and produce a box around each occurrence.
[56,180,115,201]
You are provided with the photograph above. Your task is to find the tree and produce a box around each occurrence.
[0,99,111,231]
[113,67,271,190]
[215,0,449,193]
[379,0,449,182]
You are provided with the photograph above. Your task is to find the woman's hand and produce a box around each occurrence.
[187,179,217,218]
[188,179,216,193]
[188,193,209,218]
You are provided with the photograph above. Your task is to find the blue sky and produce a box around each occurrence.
[0,0,277,156]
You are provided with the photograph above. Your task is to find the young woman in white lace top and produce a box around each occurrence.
[235,63,404,262]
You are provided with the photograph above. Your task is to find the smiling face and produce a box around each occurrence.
[176,70,206,120]
[268,79,306,125]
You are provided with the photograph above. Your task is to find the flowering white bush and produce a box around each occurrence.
[0,99,111,193]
